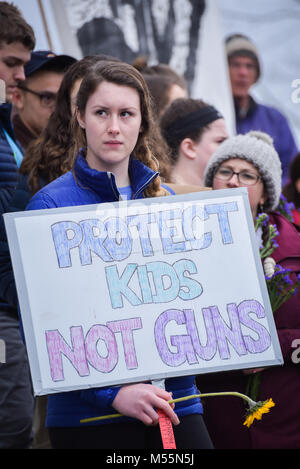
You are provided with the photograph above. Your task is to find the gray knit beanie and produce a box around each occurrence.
[203,130,282,211]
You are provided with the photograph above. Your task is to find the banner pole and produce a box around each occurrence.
[37,0,54,50]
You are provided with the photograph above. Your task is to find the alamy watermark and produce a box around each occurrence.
[291,339,300,364]
[0,338,6,364]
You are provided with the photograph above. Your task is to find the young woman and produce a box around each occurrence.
[26,60,213,450]
[197,130,300,449]
[283,152,300,226]
[160,98,228,186]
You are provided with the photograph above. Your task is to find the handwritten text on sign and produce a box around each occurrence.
[5,190,283,394]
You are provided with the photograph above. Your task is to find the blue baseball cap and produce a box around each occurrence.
[25,50,77,77]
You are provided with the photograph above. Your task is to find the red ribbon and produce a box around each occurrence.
[157,409,177,449]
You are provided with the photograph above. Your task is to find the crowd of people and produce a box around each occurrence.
[0,1,299,450]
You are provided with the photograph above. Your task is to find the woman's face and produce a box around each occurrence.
[77,80,142,174]
[212,157,267,220]
[194,118,228,182]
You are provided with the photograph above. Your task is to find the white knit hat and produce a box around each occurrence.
[203,131,282,211]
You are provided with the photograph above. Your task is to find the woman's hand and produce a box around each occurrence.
[112,383,180,426]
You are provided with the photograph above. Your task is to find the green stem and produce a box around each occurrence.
[168,391,256,407]
[80,391,256,424]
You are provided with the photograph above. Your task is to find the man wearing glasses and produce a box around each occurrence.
[12,50,76,150]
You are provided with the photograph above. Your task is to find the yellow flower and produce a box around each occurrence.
[243,398,275,428]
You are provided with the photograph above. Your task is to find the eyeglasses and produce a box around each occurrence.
[17,84,57,108]
[214,167,261,186]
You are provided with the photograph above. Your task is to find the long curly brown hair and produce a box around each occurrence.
[74,60,171,197]
[19,56,109,194]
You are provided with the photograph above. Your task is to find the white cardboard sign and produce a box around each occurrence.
[4,188,283,395]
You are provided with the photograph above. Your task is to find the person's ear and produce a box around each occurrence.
[259,190,268,208]
[180,138,197,160]
[295,177,300,194]
[76,108,85,129]
[12,88,25,111]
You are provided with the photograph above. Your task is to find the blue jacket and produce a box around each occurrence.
[27,151,203,427]
[235,97,298,185]
[0,104,21,214]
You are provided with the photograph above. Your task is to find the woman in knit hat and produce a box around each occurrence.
[197,130,300,449]
[203,130,281,218]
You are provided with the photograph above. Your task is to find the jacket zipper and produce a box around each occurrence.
[108,170,159,200]
[107,172,121,200]
[132,172,158,199]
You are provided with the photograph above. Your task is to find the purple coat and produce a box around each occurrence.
[235,97,298,186]
[197,212,300,449]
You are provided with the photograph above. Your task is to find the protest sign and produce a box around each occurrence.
[4,188,283,395]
